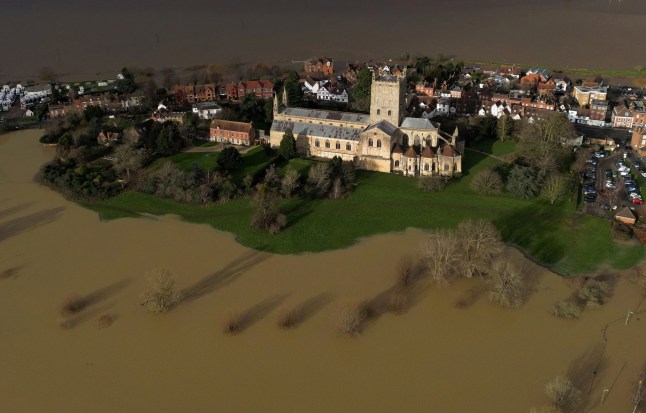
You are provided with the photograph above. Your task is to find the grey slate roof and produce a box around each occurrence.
[364,120,398,136]
[271,120,362,141]
[281,107,370,124]
[400,117,438,131]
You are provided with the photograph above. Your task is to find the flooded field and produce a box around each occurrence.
[1,129,646,412]
[1,0,646,83]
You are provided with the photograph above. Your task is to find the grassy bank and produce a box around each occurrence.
[82,140,644,276]
[466,59,646,80]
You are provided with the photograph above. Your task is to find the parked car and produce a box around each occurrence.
[584,194,597,204]
[619,170,630,176]
[633,198,644,205]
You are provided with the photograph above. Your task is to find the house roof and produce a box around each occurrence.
[400,117,438,131]
[440,145,458,157]
[210,119,253,133]
[421,146,435,158]
[392,144,404,154]
[616,207,636,221]
[364,120,398,136]
[281,107,370,124]
[613,105,632,117]
[271,120,361,141]
[403,146,418,158]
[193,102,222,111]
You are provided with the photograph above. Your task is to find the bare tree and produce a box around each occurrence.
[141,269,181,313]
[457,220,502,278]
[281,168,300,197]
[544,375,581,412]
[421,229,460,286]
[470,168,503,195]
[307,162,331,196]
[541,174,569,204]
[632,366,646,413]
[336,299,369,336]
[487,260,524,308]
[396,254,415,286]
[113,143,143,181]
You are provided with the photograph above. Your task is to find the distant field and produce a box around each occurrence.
[84,140,645,276]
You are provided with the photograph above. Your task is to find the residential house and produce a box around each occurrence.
[615,207,637,225]
[631,127,646,157]
[612,104,634,128]
[573,84,608,106]
[498,65,521,78]
[48,104,74,118]
[303,77,329,94]
[343,63,361,84]
[629,100,646,128]
[226,80,274,100]
[24,109,34,117]
[209,119,255,146]
[316,85,349,103]
[552,74,571,93]
[526,67,552,82]
[192,102,223,120]
[173,83,217,104]
[537,79,556,96]
[589,99,609,126]
[304,57,334,76]
[152,103,185,124]
[97,130,120,146]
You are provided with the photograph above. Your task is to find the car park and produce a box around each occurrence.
[633,198,644,205]
[584,194,597,203]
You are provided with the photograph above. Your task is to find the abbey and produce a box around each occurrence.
[269,67,463,176]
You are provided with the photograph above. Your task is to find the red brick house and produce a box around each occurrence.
[304,57,334,76]
[226,80,274,100]
[209,119,255,146]
[173,83,216,103]
[615,207,637,225]
[590,99,609,123]
[631,127,646,157]
[97,131,120,146]
[612,104,634,128]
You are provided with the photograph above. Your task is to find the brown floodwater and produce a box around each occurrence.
[1,0,645,83]
[1,129,645,412]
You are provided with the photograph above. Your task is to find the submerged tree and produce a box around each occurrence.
[141,269,181,313]
[487,261,524,308]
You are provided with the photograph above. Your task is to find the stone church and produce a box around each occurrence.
[269,67,463,177]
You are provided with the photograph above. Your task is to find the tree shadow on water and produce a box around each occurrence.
[180,250,271,304]
[238,294,287,331]
[566,342,608,412]
[493,205,566,266]
[0,207,65,242]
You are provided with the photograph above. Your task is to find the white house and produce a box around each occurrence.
[435,98,453,115]
[192,102,223,120]
[303,78,329,94]
[316,86,349,103]
[24,108,34,117]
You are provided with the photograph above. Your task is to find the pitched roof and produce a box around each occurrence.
[281,107,370,124]
[616,207,636,221]
[392,144,404,154]
[440,145,458,157]
[364,120,398,136]
[421,146,435,158]
[400,117,438,131]
[271,120,361,141]
[403,146,418,158]
[210,119,253,133]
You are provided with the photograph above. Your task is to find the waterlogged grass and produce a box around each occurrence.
[83,142,644,276]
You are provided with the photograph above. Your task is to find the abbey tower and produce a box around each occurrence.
[369,67,407,126]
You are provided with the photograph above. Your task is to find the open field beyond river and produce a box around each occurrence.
[1,130,646,412]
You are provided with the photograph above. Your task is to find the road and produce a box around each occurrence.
[574,124,632,144]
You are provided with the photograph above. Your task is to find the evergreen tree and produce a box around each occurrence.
[278,130,297,160]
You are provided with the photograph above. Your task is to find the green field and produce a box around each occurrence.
[84,142,644,276]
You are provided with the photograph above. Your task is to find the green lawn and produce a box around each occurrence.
[83,142,644,276]
[151,146,277,183]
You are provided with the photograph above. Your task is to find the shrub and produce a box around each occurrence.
[470,168,503,195]
[60,294,87,316]
[222,310,243,335]
[544,376,581,412]
[141,269,180,313]
[277,306,302,329]
[336,299,369,336]
[418,175,448,192]
[551,301,581,319]
[578,280,610,309]
[96,314,114,328]
[487,261,524,308]
[396,255,415,287]
[217,146,242,171]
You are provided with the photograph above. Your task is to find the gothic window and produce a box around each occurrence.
[376,139,382,148]
[395,160,400,167]
[377,109,381,115]
[335,141,340,149]
[325,140,330,148]
[425,164,429,171]
[368,138,373,147]
[315,139,320,147]
[444,164,449,171]
[346,143,351,151]
[414,136,420,146]
[388,110,392,117]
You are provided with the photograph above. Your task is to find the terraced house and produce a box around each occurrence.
[269,67,463,176]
